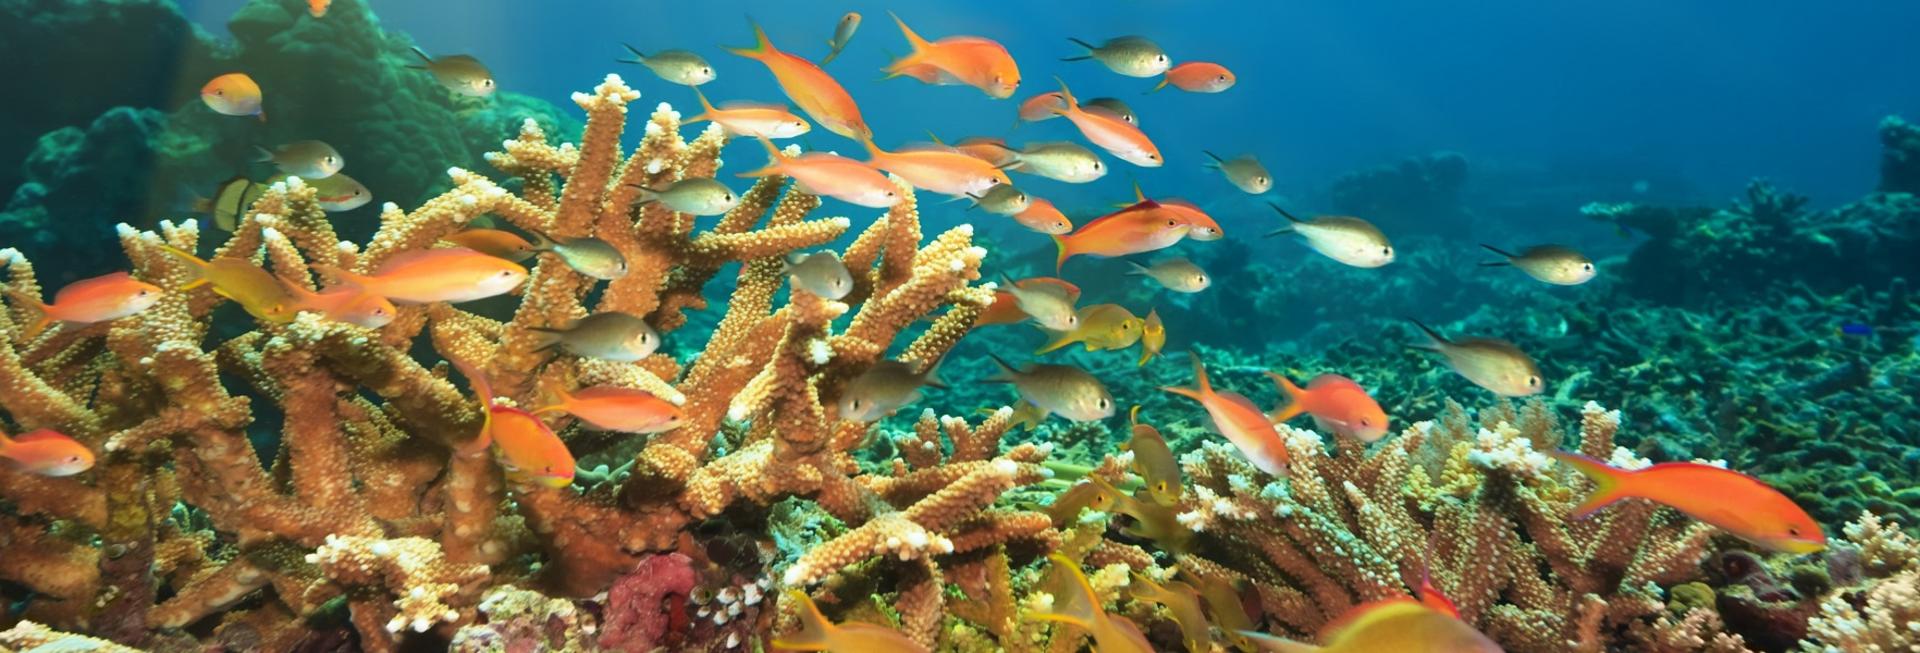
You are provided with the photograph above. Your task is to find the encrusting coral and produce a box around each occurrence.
[0,72,1055,651]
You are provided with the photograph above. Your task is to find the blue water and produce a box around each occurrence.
[170,0,1920,216]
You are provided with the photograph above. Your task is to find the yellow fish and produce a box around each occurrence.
[774,590,928,652]
[1031,553,1154,653]
[1137,308,1165,366]
[1036,303,1142,354]
[410,47,496,97]
[1130,573,1212,653]
[1124,406,1181,506]
[160,245,298,323]
[1239,598,1501,652]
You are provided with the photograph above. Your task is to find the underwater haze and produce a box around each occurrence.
[2,0,1920,651]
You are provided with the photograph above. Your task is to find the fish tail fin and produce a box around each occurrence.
[770,591,836,649]
[1064,36,1097,56]
[1268,202,1305,224]
[253,145,275,163]
[1137,347,1156,367]
[409,46,433,65]
[531,375,573,415]
[157,244,212,289]
[1051,235,1070,273]
[1161,354,1212,403]
[617,42,647,64]
[1124,260,1151,276]
[738,136,786,178]
[1550,451,1633,518]
[1236,631,1322,653]
[1407,319,1449,351]
[1034,330,1076,355]
[3,288,53,340]
[725,20,775,60]
[1059,55,1093,62]
[525,325,567,354]
[1480,243,1517,259]
[1478,261,1511,268]
[1264,372,1307,423]
[1050,77,1079,113]
[1132,181,1148,203]
[821,46,842,66]
[889,11,931,56]
[1031,554,1100,628]
[1202,150,1226,167]
[1150,77,1170,93]
[856,133,885,159]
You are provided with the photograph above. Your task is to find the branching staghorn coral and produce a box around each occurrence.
[0,73,1054,651]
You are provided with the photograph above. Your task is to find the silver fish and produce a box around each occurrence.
[1203,150,1271,194]
[785,251,853,300]
[257,141,343,179]
[618,44,716,86]
[411,47,495,97]
[837,358,942,422]
[986,354,1114,422]
[1410,321,1543,397]
[822,12,862,65]
[1063,36,1171,78]
[635,178,740,216]
[1481,244,1595,286]
[530,232,628,280]
[968,184,1032,216]
[1265,203,1393,268]
[531,312,659,361]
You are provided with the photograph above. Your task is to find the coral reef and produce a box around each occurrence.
[1881,115,1920,194]
[0,74,1051,651]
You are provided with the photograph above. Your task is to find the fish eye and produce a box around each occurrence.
[1582,263,1594,271]
[1382,246,1393,256]
[1149,153,1161,161]
[1527,376,1541,387]
[67,455,81,463]
[1257,176,1269,184]
[213,89,224,96]
[1155,55,1168,63]
[850,399,863,410]
[886,191,897,197]
[701,67,712,75]
[723,193,735,202]
[1788,526,1800,536]
[483,79,495,88]
[1097,398,1110,410]
[498,270,514,277]
[1166,219,1177,226]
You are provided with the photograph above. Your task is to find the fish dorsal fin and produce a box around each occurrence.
[718,99,789,112]
[1032,553,1100,628]
[1074,200,1162,232]
[53,272,138,304]
[11,429,71,444]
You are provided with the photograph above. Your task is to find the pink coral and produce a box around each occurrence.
[598,553,696,652]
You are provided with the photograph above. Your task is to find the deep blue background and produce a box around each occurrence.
[176,0,1920,216]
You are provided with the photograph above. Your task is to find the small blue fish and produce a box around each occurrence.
[1837,323,1873,337]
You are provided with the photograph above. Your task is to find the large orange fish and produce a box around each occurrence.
[1267,373,1390,442]
[979,277,1080,326]
[0,429,94,477]
[5,271,162,339]
[1239,597,1501,653]
[1551,452,1826,554]
[1050,200,1189,272]
[860,137,1009,199]
[726,22,869,140]
[447,353,575,488]
[742,136,899,208]
[533,379,684,434]
[1050,79,1161,167]
[316,248,527,305]
[686,87,812,140]
[1162,355,1290,477]
[884,13,1020,99]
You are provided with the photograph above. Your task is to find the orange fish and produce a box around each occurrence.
[1050,201,1189,272]
[1240,598,1501,653]
[686,87,812,140]
[1050,79,1161,167]
[447,353,575,488]
[1031,553,1155,653]
[1129,183,1221,240]
[726,22,869,140]
[317,248,527,305]
[1266,373,1390,442]
[1162,355,1290,477]
[280,281,396,328]
[201,73,263,120]
[0,429,94,477]
[774,590,929,653]
[5,271,162,339]
[1153,62,1236,93]
[742,136,899,208]
[1551,452,1826,554]
[442,229,537,262]
[860,136,1009,198]
[307,0,330,18]
[1013,198,1073,235]
[884,13,1020,98]
[533,379,684,434]
[980,277,1080,326]
[1018,91,1067,122]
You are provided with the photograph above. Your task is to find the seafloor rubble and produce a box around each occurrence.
[0,68,1916,652]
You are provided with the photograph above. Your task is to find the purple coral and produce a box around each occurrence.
[597,553,696,652]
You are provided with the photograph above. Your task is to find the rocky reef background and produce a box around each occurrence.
[0,0,580,284]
